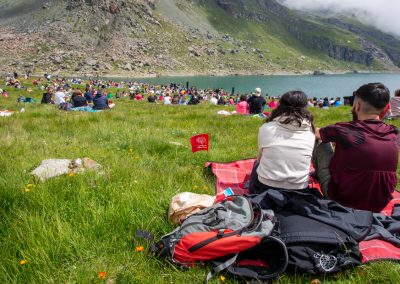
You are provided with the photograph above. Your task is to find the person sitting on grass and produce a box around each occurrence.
[148,91,157,103]
[164,91,172,105]
[54,87,67,105]
[209,95,218,105]
[249,90,315,194]
[188,94,200,105]
[135,91,143,100]
[84,87,94,104]
[71,90,88,107]
[93,91,115,110]
[248,88,266,114]
[314,83,398,212]
[387,89,400,118]
[236,94,249,115]
[41,87,54,104]
[268,97,278,109]
[333,97,342,107]
[172,94,180,105]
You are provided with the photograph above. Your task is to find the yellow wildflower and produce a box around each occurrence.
[135,246,145,252]
[98,271,106,280]
[19,260,27,265]
[220,275,225,282]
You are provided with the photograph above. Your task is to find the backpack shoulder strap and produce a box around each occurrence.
[205,254,238,283]
[205,236,289,282]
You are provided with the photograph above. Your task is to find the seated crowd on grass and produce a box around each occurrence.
[3,73,360,117]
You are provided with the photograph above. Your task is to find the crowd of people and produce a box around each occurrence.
[4,72,379,116]
[3,73,400,120]
[40,85,116,110]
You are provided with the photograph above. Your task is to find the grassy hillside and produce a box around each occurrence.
[0,0,398,76]
[1,79,400,283]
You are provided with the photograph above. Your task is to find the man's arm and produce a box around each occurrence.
[315,125,341,144]
[315,127,321,141]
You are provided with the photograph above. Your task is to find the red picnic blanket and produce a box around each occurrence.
[205,158,320,196]
[205,158,400,263]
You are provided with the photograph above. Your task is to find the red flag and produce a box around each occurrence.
[190,134,209,153]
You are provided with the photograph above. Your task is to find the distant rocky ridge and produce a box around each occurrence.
[213,0,399,67]
[0,0,399,77]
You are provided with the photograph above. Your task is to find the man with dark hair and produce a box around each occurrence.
[314,83,399,212]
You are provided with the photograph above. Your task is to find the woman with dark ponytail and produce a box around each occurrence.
[249,90,316,194]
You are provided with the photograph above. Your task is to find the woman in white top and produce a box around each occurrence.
[164,92,172,105]
[249,90,316,194]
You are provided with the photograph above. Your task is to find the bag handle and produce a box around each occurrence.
[205,254,238,283]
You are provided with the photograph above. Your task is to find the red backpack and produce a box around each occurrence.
[153,196,288,282]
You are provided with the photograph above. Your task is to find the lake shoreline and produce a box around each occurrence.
[30,69,400,80]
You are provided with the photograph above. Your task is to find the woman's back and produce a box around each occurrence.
[250,90,316,193]
[257,117,315,190]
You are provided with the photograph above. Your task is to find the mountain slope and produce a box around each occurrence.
[0,0,399,76]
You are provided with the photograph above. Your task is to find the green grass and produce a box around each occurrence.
[196,0,368,73]
[1,79,400,283]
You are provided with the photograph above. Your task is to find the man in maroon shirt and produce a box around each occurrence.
[314,83,399,212]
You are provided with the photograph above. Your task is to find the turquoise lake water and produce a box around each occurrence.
[115,73,400,99]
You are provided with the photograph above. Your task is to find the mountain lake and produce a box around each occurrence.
[110,73,400,99]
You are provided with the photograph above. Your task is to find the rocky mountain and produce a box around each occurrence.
[0,0,399,77]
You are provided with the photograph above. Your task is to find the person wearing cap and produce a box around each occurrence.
[248,87,266,114]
